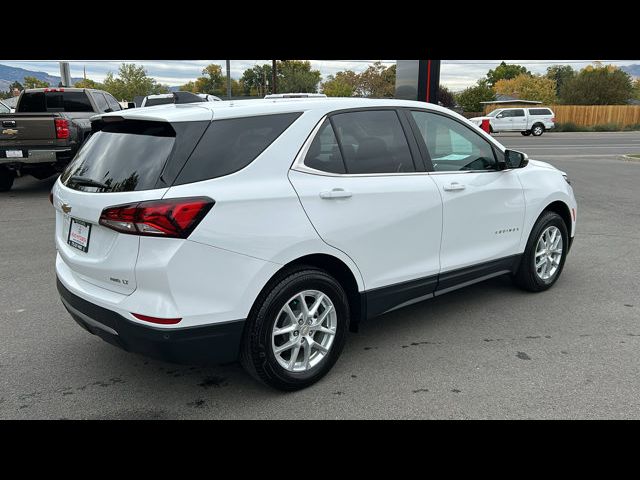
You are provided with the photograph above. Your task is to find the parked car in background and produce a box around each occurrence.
[0,87,122,191]
[140,92,221,107]
[53,97,577,390]
[2,95,19,112]
[0,99,14,113]
[469,107,555,136]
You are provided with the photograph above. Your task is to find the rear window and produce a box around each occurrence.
[61,120,177,192]
[529,108,553,116]
[18,91,93,112]
[174,112,301,185]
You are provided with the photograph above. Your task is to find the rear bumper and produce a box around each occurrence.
[57,277,245,365]
[0,148,71,165]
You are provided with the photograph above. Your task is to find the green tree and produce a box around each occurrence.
[276,60,321,93]
[356,61,396,98]
[494,74,557,105]
[560,64,633,105]
[0,90,12,100]
[74,78,103,89]
[455,79,496,112]
[486,61,531,87]
[437,85,456,108]
[321,70,359,97]
[545,65,576,98]
[102,63,168,101]
[23,76,49,89]
[241,64,273,96]
[9,81,24,92]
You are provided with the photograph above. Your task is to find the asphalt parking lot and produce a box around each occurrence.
[1,131,640,419]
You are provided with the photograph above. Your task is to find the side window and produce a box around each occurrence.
[105,93,122,111]
[512,109,525,117]
[91,92,109,112]
[304,119,346,174]
[410,111,497,172]
[330,110,415,174]
[174,112,301,185]
[499,110,514,118]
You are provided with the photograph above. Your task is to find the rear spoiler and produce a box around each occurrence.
[172,91,207,104]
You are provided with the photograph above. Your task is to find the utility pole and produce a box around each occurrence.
[272,60,277,95]
[226,60,232,100]
[59,61,71,87]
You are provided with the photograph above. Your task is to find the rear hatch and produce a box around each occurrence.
[0,113,58,149]
[54,117,208,295]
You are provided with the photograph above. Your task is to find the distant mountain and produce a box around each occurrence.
[0,63,83,92]
[621,64,640,78]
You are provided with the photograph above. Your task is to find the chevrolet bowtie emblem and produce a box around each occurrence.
[2,128,18,135]
[61,203,72,214]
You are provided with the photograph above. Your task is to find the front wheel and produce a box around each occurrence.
[531,124,545,136]
[513,211,568,292]
[0,166,15,192]
[240,267,349,391]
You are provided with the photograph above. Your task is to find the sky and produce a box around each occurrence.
[1,60,638,91]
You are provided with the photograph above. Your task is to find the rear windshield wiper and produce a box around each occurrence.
[68,175,111,190]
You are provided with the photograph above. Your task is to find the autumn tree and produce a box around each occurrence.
[494,74,557,105]
[74,78,103,89]
[321,70,359,97]
[486,62,531,87]
[193,64,225,96]
[357,62,396,98]
[437,86,456,108]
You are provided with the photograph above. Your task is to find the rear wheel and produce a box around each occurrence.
[0,167,15,192]
[240,267,349,391]
[531,123,545,136]
[513,211,568,292]
[521,130,532,136]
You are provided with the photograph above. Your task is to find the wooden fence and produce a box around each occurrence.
[483,104,640,126]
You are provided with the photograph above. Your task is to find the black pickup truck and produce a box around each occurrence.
[0,87,123,191]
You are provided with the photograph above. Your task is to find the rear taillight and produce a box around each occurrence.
[99,197,214,238]
[551,117,556,123]
[55,118,69,139]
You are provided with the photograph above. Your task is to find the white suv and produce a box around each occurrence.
[470,107,556,136]
[53,98,577,390]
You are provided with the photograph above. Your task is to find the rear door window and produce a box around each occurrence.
[174,112,301,185]
[18,91,94,112]
[329,110,415,174]
[91,92,109,112]
[61,120,177,192]
[512,109,525,117]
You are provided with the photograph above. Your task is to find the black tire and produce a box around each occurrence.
[0,167,15,192]
[531,123,545,136]
[240,267,350,391]
[521,130,532,136]
[489,125,494,133]
[513,211,569,292]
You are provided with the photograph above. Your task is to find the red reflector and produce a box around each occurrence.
[132,313,182,325]
[99,197,214,238]
[55,118,70,139]
[552,117,556,122]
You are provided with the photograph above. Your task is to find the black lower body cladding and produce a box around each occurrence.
[56,278,245,365]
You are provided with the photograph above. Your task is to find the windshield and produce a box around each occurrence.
[486,110,501,117]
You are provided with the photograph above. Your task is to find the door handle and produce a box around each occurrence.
[319,188,352,199]
[443,182,466,192]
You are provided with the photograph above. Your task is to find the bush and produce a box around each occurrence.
[553,122,589,132]
[592,123,623,131]
[623,123,640,131]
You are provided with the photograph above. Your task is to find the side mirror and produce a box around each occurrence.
[127,102,136,109]
[504,149,529,169]
[496,114,503,118]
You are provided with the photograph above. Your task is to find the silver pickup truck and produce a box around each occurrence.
[0,87,123,191]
